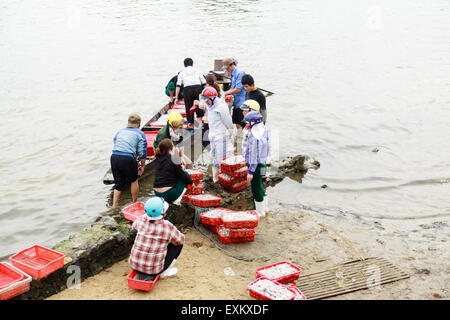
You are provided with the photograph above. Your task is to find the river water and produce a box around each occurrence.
[1,0,449,259]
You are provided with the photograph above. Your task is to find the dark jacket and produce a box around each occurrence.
[154,153,193,188]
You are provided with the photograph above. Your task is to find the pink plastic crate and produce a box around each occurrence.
[255,261,302,284]
[248,277,296,300]
[0,263,32,300]
[122,202,146,222]
[222,210,259,229]
[189,194,222,208]
[127,270,159,292]
[9,245,65,280]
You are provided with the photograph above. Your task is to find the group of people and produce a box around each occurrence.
[109,57,270,280]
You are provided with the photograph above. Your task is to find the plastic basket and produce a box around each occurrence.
[228,227,255,238]
[226,166,248,178]
[218,172,242,188]
[144,131,158,157]
[225,96,232,103]
[122,202,146,222]
[181,194,191,203]
[248,277,296,300]
[0,263,32,300]
[189,194,222,208]
[289,286,307,300]
[185,182,204,196]
[255,261,302,284]
[199,208,230,226]
[168,108,186,118]
[226,179,249,193]
[185,169,204,183]
[9,245,65,280]
[220,154,246,173]
[216,226,255,244]
[222,210,259,229]
[149,121,166,128]
[127,270,159,292]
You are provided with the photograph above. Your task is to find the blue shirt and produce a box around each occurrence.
[230,67,246,108]
[112,127,147,160]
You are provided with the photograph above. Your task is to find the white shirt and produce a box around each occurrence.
[207,98,234,141]
[176,66,206,88]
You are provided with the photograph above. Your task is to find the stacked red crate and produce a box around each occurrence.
[219,155,249,192]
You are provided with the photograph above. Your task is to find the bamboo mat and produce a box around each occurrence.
[296,257,409,300]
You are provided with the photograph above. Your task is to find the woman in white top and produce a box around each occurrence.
[175,58,206,128]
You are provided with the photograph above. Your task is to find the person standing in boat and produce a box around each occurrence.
[191,73,224,150]
[153,138,193,204]
[129,196,184,279]
[166,72,183,106]
[199,87,234,183]
[240,99,261,152]
[242,74,267,124]
[110,114,147,207]
[174,58,206,129]
[222,58,246,132]
[153,111,192,169]
[244,111,269,218]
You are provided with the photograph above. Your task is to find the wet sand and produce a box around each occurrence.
[48,199,449,300]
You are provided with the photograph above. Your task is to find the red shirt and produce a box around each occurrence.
[128,215,185,275]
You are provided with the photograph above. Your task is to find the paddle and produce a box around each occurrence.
[210,71,274,96]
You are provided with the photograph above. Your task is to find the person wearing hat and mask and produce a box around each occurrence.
[240,99,260,152]
[129,197,185,280]
[154,111,192,168]
[110,113,147,207]
[244,111,270,218]
[199,87,234,183]
[222,58,247,132]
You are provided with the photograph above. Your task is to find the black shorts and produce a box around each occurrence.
[110,154,138,191]
[232,107,245,127]
[183,84,205,124]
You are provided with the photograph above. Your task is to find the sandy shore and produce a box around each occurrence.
[48,198,449,300]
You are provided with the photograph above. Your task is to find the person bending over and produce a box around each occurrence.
[129,197,184,279]
[110,113,147,207]
[153,138,193,204]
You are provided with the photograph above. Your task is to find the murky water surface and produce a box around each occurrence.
[1,0,449,258]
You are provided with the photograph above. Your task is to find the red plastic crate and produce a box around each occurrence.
[175,100,185,105]
[222,210,259,229]
[226,179,249,193]
[189,194,222,208]
[216,226,255,244]
[289,286,307,300]
[185,182,204,196]
[218,172,242,188]
[0,263,32,300]
[181,194,191,203]
[9,245,65,280]
[225,96,232,103]
[122,202,146,222]
[226,166,248,178]
[248,277,296,300]
[127,270,159,292]
[220,154,246,173]
[199,208,230,226]
[255,261,302,284]
[185,169,204,183]
[149,120,166,128]
[144,131,158,157]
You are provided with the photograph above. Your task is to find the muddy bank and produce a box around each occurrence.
[48,193,449,300]
[13,155,315,300]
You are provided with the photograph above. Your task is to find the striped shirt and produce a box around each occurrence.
[128,215,185,275]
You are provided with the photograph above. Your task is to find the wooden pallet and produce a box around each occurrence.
[296,257,409,300]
